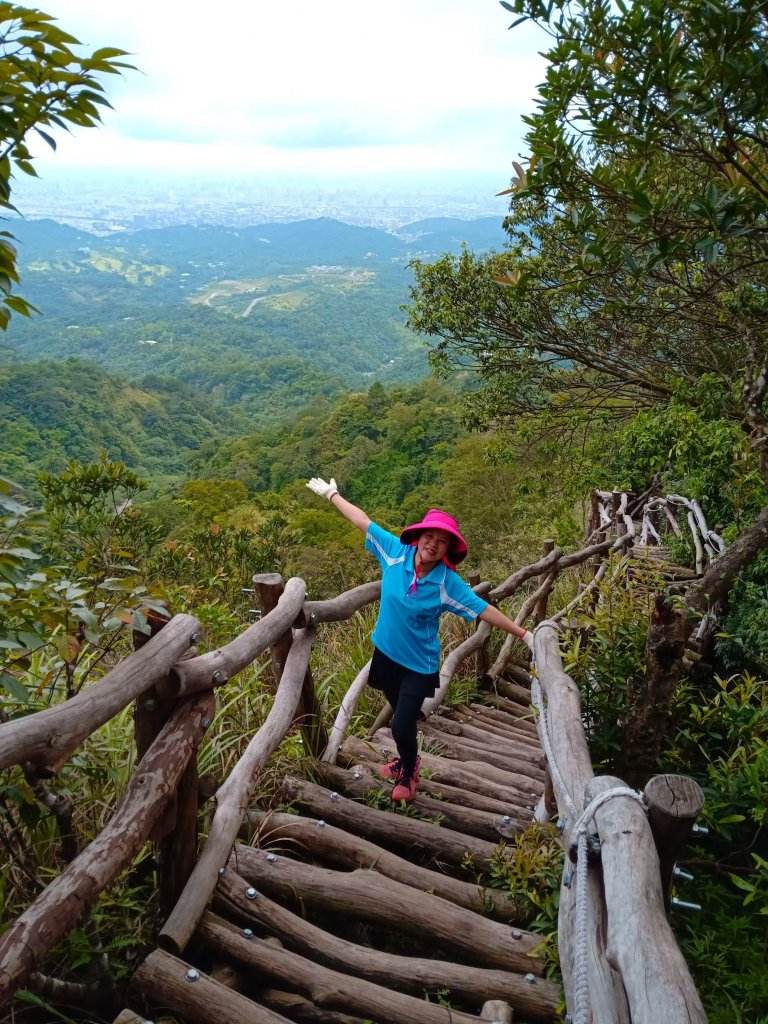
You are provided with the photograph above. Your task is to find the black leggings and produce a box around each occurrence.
[379,684,424,779]
[368,648,437,780]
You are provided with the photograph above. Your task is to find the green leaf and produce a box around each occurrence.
[0,672,28,701]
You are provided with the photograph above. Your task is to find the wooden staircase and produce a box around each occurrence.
[120,690,559,1024]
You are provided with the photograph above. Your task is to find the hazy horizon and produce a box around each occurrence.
[19,2,546,186]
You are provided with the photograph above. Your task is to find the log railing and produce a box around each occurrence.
[0,488,712,1018]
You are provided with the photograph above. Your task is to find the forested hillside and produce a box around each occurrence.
[1,215,507,488]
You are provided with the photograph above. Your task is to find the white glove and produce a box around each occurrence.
[521,630,535,652]
[307,476,338,501]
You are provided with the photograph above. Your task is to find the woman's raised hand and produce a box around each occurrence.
[306,476,339,501]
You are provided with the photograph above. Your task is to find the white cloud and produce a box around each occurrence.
[26,0,547,177]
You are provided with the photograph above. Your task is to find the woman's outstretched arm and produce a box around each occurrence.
[478,604,534,650]
[307,476,371,534]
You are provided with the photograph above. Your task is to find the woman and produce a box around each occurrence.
[307,476,534,803]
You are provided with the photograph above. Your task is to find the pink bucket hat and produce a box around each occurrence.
[400,509,469,564]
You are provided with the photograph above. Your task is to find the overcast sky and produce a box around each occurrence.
[27,0,547,184]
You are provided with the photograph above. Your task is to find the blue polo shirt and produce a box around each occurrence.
[365,521,489,674]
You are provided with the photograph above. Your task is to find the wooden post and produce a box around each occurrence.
[612,490,623,538]
[648,507,660,546]
[589,490,600,539]
[534,623,630,1023]
[643,774,705,909]
[533,542,556,624]
[584,775,708,1024]
[253,573,327,758]
[133,606,201,916]
[253,574,293,692]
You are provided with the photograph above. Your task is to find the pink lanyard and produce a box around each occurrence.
[407,558,422,596]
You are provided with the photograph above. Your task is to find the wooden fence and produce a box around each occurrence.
[0,489,715,1022]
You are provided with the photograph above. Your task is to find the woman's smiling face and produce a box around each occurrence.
[416,528,452,567]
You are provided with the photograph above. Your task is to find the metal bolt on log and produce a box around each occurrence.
[185,969,199,982]
[671,897,701,912]
[673,866,694,881]
[266,853,277,863]
[245,887,257,900]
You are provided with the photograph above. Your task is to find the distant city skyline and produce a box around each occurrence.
[12,168,510,234]
[22,1,547,188]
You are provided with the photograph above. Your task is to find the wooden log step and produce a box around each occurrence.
[417,777,526,816]
[316,750,519,818]
[467,705,540,739]
[447,704,540,738]
[317,757,530,841]
[473,696,534,722]
[365,736,542,808]
[451,708,540,745]
[420,723,545,780]
[342,756,536,828]
[213,872,560,1021]
[200,913,493,1024]
[228,847,543,975]
[422,727,540,778]
[356,732,542,802]
[471,701,535,725]
[282,776,502,871]
[495,664,533,690]
[480,691,536,719]
[244,810,524,921]
[486,677,533,705]
[427,715,546,773]
[131,948,291,1023]
[259,989,367,1024]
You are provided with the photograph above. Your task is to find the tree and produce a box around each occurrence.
[0,4,130,327]
[506,0,768,476]
[409,0,768,479]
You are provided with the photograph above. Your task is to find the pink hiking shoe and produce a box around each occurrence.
[379,757,401,780]
[390,756,421,803]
